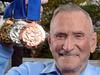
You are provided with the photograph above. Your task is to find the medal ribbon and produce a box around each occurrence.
[4,0,41,21]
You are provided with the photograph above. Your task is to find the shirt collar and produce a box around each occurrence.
[40,61,95,75]
[40,61,60,75]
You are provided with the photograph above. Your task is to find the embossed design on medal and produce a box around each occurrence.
[0,19,14,44]
[8,20,27,45]
[19,22,46,48]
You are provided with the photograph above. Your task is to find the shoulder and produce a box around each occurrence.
[6,62,52,75]
[23,62,46,71]
[95,66,100,75]
[88,64,100,75]
[22,61,46,67]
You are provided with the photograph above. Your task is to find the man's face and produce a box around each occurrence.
[48,11,97,72]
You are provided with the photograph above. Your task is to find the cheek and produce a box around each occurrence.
[50,38,63,50]
[50,39,63,56]
[78,39,91,61]
[79,39,91,52]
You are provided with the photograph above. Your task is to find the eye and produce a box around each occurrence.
[74,33,85,40]
[54,33,66,40]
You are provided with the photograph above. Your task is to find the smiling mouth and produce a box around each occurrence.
[58,50,79,57]
[59,53,78,57]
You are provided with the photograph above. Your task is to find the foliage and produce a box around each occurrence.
[81,5,100,25]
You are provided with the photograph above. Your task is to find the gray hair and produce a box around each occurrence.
[50,3,94,32]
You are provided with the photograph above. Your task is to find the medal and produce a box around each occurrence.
[0,19,14,44]
[8,20,27,45]
[20,22,46,48]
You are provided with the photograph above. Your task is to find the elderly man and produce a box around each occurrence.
[5,3,100,75]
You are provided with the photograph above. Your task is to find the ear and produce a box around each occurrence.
[90,32,97,53]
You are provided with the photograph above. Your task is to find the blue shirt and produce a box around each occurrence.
[5,61,100,75]
[0,43,13,75]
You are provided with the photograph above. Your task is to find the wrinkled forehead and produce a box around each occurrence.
[50,11,93,34]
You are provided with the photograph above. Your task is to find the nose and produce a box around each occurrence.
[63,36,74,51]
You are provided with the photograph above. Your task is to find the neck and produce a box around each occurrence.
[61,69,80,75]
[59,62,88,75]
[62,73,80,75]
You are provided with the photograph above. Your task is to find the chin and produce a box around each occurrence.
[57,58,81,71]
[59,63,80,72]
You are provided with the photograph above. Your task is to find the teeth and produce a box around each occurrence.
[58,50,77,56]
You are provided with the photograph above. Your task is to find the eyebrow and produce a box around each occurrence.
[54,32,67,35]
[72,32,85,34]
